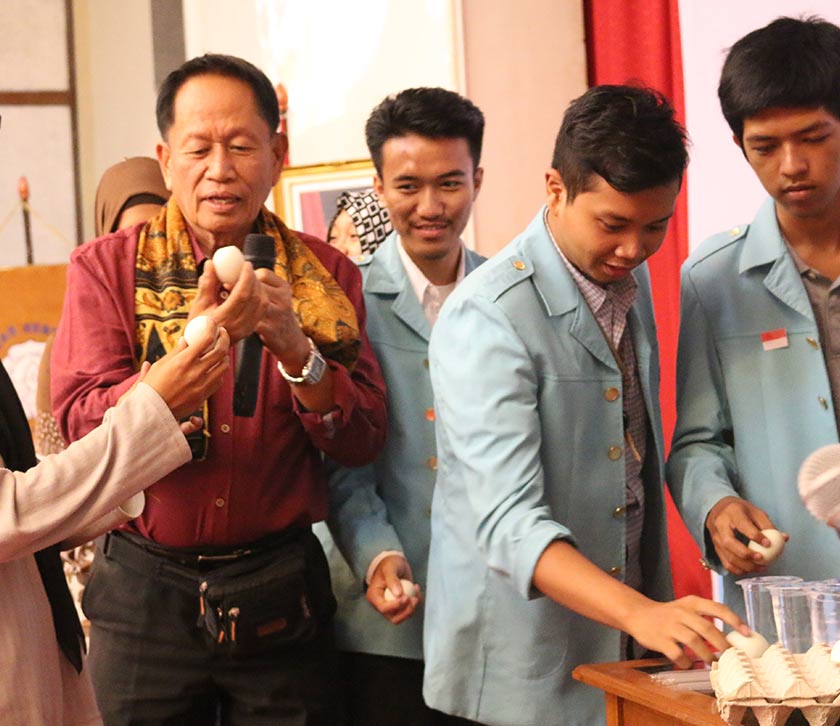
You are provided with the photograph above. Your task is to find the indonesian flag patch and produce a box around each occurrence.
[761,328,789,351]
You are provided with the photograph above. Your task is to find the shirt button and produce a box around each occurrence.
[609,566,622,576]
[220,424,231,433]
[819,396,829,410]
[215,498,225,508]
[220,290,229,300]
[807,337,820,349]
[425,408,435,421]
[612,506,626,519]
[427,456,438,471]
[604,387,620,402]
[608,446,623,461]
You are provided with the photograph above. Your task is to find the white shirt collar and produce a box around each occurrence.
[396,236,466,305]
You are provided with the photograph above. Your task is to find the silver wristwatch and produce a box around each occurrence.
[277,337,326,385]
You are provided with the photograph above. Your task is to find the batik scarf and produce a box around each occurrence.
[134,202,360,458]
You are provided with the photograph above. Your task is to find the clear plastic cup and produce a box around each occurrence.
[808,589,840,647]
[736,576,803,644]
[768,582,813,653]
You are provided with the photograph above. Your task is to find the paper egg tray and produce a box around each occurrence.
[711,644,840,726]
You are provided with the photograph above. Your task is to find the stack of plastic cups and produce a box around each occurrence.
[808,581,840,649]
[736,576,803,644]
[768,581,818,653]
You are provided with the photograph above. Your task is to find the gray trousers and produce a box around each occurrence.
[84,530,343,726]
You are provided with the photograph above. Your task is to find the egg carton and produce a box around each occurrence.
[712,644,840,725]
[717,698,840,726]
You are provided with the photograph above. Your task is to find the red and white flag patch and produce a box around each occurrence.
[761,328,789,351]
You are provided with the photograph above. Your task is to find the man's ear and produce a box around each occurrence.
[271,132,289,185]
[472,167,484,197]
[373,174,385,202]
[545,168,566,203]
[156,142,173,191]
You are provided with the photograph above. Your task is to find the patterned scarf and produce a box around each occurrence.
[134,202,360,457]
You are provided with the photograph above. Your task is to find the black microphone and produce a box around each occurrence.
[233,233,276,416]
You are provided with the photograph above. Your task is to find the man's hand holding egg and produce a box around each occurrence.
[366,554,421,626]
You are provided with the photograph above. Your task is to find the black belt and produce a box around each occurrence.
[104,529,306,572]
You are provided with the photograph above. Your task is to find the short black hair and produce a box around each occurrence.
[156,54,279,140]
[365,87,485,176]
[719,16,840,143]
[551,85,688,201]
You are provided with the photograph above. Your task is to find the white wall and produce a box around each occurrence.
[680,1,840,249]
[73,0,161,244]
[183,0,462,167]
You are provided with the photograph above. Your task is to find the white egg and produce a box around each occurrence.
[183,315,217,350]
[383,578,417,602]
[212,246,244,285]
[726,630,770,658]
[747,528,785,564]
[831,640,840,663]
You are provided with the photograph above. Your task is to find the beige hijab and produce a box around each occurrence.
[94,157,169,237]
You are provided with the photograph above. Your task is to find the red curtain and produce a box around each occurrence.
[585,0,711,599]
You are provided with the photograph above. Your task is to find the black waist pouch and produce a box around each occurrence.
[196,530,335,655]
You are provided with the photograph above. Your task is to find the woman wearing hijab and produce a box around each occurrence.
[326,189,392,259]
[93,156,169,237]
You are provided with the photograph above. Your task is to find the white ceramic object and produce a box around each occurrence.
[383,578,417,602]
[726,629,771,658]
[213,245,245,285]
[747,528,785,564]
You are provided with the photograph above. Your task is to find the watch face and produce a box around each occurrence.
[306,350,327,384]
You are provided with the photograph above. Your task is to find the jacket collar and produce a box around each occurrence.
[738,197,814,321]
[364,232,482,341]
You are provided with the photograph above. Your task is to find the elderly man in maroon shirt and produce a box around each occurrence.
[51,54,386,726]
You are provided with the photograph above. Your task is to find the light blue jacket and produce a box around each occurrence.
[317,233,484,659]
[667,197,840,617]
[422,209,673,726]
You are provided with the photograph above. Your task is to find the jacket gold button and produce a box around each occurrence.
[423,359,429,369]
[427,456,438,470]
[425,408,435,421]
[604,387,620,402]
[612,506,626,519]
[807,337,820,349]
[608,446,623,461]
[819,396,829,410]
[609,566,622,576]
[512,260,526,270]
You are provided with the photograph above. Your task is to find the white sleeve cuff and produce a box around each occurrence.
[366,550,412,585]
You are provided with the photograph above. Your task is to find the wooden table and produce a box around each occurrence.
[573,659,727,726]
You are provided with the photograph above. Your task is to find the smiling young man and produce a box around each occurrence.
[667,16,840,617]
[319,87,485,726]
[51,54,386,725]
[420,85,745,726]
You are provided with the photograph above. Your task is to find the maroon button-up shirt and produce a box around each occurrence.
[51,222,387,548]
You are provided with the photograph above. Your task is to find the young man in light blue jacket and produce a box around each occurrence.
[321,87,485,726]
[422,85,746,726]
[668,17,840,616]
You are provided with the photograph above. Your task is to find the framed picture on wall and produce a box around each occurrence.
[273,159,377,242]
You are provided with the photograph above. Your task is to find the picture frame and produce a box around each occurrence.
[273,159,377,241]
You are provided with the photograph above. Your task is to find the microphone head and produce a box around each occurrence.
[798,444,840,527]
[243,233,276,268]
